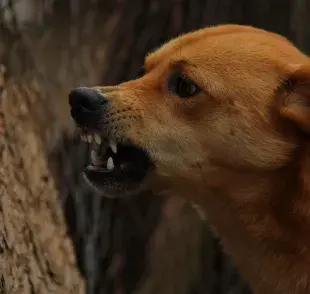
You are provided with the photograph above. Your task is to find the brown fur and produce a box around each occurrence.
[89,25,310,293]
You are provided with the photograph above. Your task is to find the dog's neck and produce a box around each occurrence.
[155,146,310,294]
[193,151,310,294]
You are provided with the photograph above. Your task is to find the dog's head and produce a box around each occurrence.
[69,24,310,199]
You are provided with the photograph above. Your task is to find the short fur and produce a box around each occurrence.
[88,25,310,293]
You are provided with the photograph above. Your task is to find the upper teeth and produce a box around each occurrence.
[79,131,118,154]
[109,139,117,153]
[80,134,87,142]
[87,134,93,143]
[94,133,101,145]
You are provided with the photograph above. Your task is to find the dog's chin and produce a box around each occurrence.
[83,170,151,199]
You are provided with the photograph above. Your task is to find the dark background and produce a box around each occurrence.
[0,1,309,293]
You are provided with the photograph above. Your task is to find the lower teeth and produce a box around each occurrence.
[90,149,115,171]
[107,157,114,170]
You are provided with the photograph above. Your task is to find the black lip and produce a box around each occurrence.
[84,164,150,183]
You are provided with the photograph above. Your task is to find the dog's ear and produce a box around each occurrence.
[279,65,310,133]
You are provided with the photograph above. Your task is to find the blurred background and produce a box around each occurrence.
[0,1,308,293]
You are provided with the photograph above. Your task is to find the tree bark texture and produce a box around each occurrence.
[1,1,310,294]
[0,1,112,293]
[0,77,84,293]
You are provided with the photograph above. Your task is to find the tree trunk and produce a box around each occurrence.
[0,1,111,293]
[0,76,84,293]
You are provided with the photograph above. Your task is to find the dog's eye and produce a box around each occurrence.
[169,75,200,98]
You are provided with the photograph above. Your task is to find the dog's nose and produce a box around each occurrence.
[69,87,108,128]
[69,87,107,110]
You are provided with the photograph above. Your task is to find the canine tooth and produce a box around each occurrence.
[91,150,103,165]
[107,157,114,170]
[109,139,117,153]
[87,134,93,143]
[94,133,101,145]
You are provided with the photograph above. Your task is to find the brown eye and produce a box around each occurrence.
[168,75,201,98]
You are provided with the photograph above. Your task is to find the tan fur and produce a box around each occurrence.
[91,25,310,293]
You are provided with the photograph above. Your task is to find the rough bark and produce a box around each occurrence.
[0,74,84,293]
[0,1,110,293]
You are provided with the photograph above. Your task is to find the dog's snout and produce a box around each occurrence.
[69,87,107,111]
[69,87,108,128]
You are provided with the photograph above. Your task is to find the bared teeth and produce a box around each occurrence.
[87,134,93,143]
[107,157,114,170]
[80,134,87,142]
[109,139,117,154]
[81,131,119,171]
[94,133,101,145]
[80,130,103,145]
[81,132,120,171]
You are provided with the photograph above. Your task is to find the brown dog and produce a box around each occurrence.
[69,24,310,293]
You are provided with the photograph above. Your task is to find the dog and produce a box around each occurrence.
[69,24,310,293]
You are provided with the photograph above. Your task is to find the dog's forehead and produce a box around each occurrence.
[145,25,305,72]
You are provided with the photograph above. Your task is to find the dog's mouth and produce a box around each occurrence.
[80,130,153,198]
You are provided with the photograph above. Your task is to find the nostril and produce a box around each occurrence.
[69,87,108,111]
